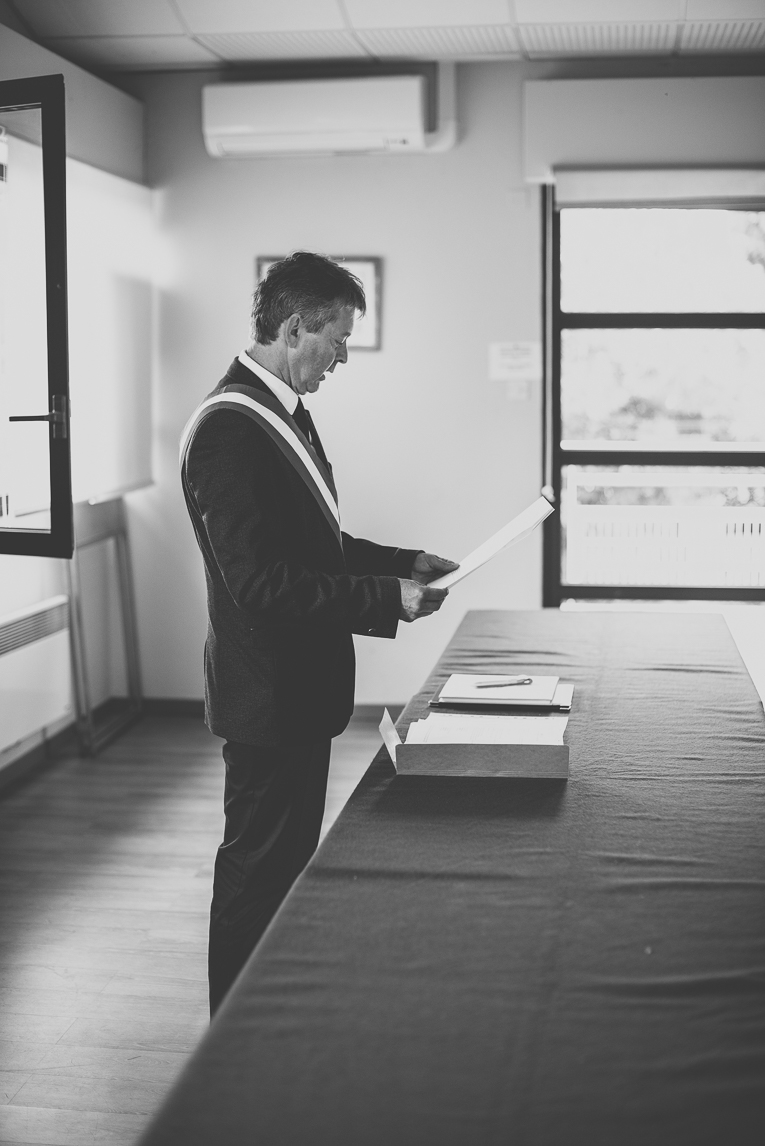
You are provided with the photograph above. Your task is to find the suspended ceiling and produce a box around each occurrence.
[7,1,765,72]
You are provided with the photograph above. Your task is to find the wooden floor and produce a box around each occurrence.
[0,713,381,1146]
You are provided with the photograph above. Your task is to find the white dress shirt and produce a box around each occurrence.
[238,350,299,416]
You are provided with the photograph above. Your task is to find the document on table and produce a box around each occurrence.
[404,712,569,746]
[439,674,560,705]
[429,496,554,590]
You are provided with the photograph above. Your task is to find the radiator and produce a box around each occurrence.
[0,595,74,755]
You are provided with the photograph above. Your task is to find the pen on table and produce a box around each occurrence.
[474,676,533,688]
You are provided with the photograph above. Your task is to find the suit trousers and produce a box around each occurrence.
[208,737,332,1015]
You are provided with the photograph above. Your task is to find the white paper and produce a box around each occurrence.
[379,707,402,764]
[440,674,559,704]
[430,496,554,590]
[405,712,568,746]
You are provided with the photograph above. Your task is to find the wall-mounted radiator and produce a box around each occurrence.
[0,595,73,757]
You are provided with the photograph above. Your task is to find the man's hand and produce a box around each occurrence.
[411,552,460,585]
[399,579,448,623]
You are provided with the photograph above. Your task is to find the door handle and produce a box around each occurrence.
[10,394,69,438]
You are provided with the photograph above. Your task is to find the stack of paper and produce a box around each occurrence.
[379,708,569,779]
[405,712,568,745]
[431,674,574,711]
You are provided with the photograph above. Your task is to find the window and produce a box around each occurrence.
[0,74,72,559]
[543,195,765,603]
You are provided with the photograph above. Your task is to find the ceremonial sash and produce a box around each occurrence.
[179,383,342,550]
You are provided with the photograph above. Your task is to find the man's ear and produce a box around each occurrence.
[283,313,301,347]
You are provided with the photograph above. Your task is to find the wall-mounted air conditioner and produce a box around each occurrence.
[202,66,456,158]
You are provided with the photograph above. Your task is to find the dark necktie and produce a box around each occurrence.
[293,399,312,441]
[294,400,330,471]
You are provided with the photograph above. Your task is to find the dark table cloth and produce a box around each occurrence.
[139,610,765,1146]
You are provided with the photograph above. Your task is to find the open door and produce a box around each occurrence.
[0,73,72,558]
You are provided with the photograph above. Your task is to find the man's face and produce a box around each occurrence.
[287,306,354,395]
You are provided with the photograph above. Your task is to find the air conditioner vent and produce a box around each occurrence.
[681,20,765,53]
[519,21,678,56]
[355,24,520,58]
[196,30,365,62]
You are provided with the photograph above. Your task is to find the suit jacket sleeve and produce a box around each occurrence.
[184,411,403,638]
[342,534,421,579]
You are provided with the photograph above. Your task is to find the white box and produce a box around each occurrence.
[394,741,569,779]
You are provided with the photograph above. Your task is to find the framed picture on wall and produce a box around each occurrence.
[255,256,382,350]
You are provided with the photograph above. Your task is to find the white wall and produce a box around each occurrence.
[125,63,544,704]
[0,25,146,719]
[524,76,765,181]
[66,158,156,504]
[1,25,762,716]
[124,56,765,705]
[0,137,156,517]
[0,22,144,182]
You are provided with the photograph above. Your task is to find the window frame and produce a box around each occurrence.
[0,73,72,559]
[541,186,765,605]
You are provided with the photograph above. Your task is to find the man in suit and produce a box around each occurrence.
[181,252,457,1013]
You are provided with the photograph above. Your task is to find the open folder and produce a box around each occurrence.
[429,496,554,590]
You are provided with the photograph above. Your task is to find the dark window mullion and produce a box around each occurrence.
[561,450,765,467]
[41,74,72,559]
[0,73,72,559]
[543,189,562,607]
[561,585,765,602]
[561,312,765,329]
[545,202,765,603]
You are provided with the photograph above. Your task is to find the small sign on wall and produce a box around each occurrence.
[488,341,542,400]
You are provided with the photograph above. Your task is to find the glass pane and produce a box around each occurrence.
[560,208,765,313]
[561,328,765,446]
[0,107,51,533]
[562,465,765,587]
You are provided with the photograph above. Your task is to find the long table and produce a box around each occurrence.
[139,610,765,1146]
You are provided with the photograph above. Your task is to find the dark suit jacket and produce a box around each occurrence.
[182,358,419,746]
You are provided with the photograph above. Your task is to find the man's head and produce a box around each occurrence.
[250,252,366,395]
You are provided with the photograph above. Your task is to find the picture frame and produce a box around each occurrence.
[255,255,382,350]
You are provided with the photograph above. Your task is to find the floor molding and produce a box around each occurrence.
[0,721,78,798]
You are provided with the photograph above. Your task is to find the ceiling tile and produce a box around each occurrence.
[195,30,368,61]
[515,0,685,21]
[15,0,765,68]
[40,34,220,70]
[345,0,512,29]
[356,24,520,58]
[14,0,183,37]
[519,21,678,54]
[175,0,346,34]
[681,18,765,48]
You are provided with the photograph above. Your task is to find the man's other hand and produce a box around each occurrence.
[411,552,460,585]
[399,579,448,623]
